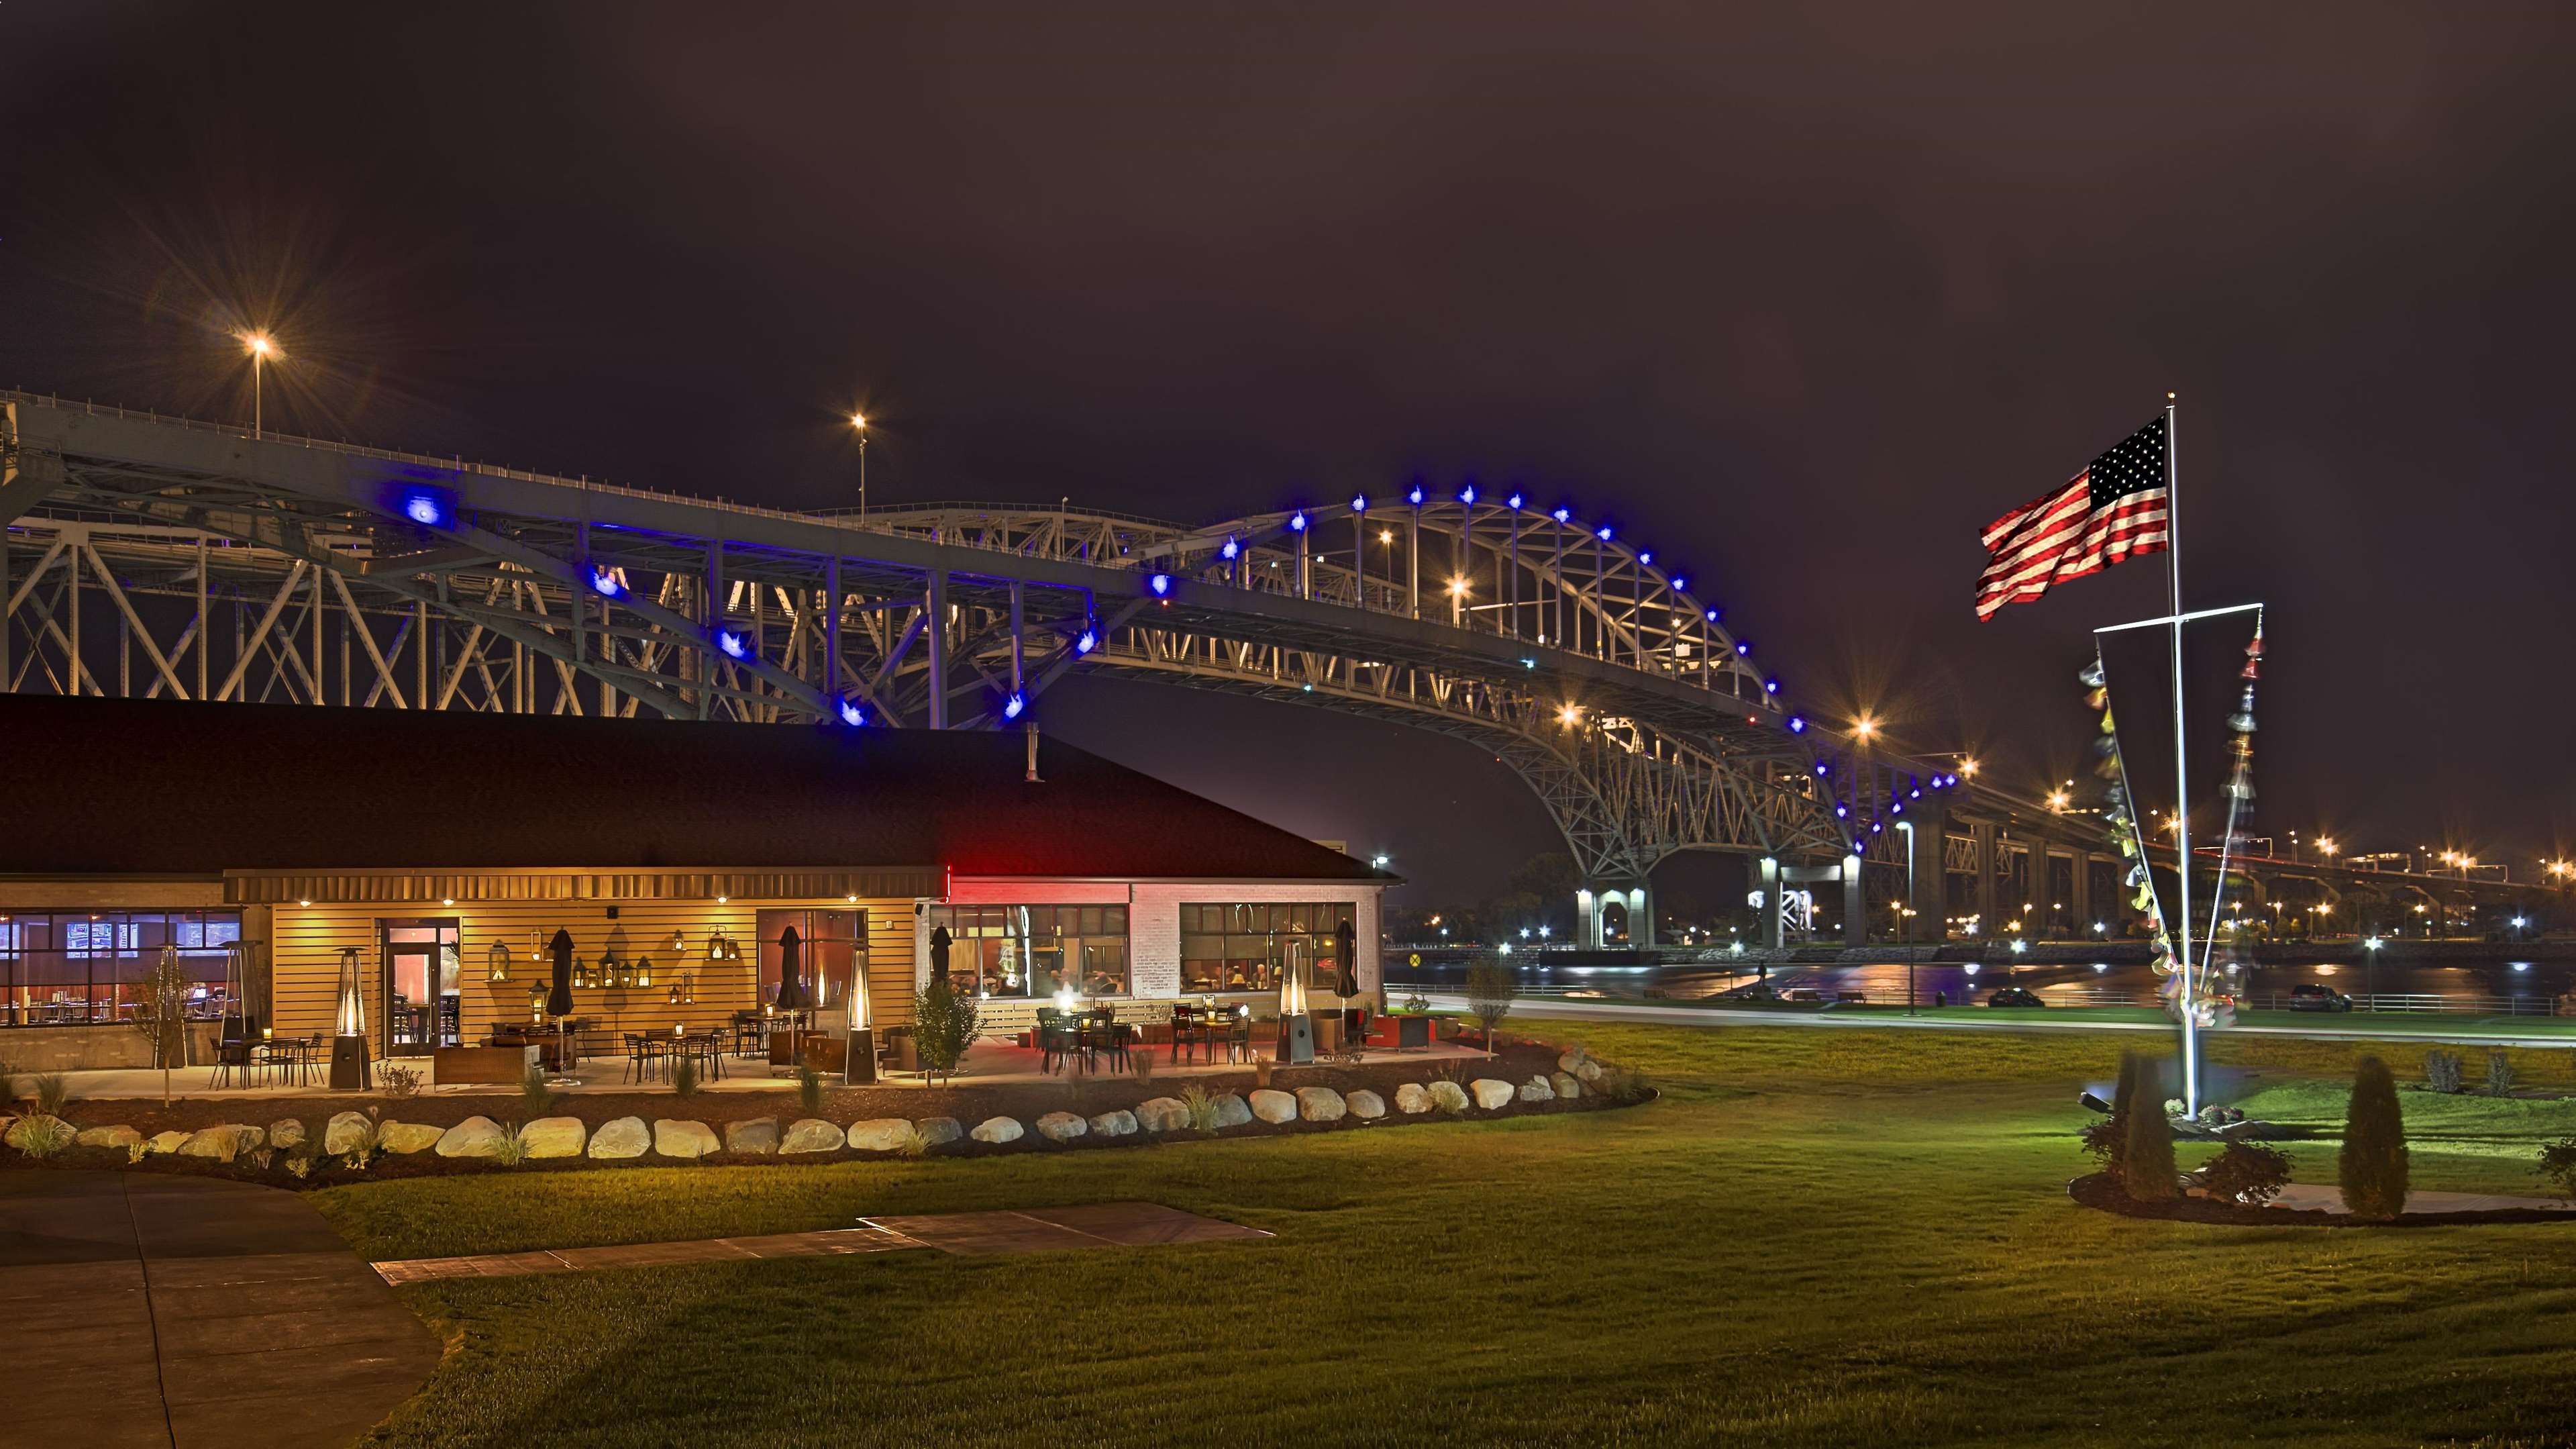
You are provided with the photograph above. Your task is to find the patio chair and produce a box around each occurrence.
[1169,1003,1202,1066]
[623,1033,664,1085]
[1034,1007,1084,1075]
[1086,1009,1129,1072]
[211,1034,260,1090]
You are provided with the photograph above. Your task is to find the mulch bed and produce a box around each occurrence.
[2067,1172,2576,1228]
[6,1036,1651,1189]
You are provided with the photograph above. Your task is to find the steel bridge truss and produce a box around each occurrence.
[3,395,1903,891]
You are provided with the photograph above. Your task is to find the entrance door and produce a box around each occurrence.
[380,919,461,1056]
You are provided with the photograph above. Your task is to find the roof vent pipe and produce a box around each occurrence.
[1024,721,1043,784]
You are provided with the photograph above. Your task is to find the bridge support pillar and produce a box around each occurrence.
[1971,819,1999,939]
[1627,885,1651,948]
[1843,854,1866,948]
[1576,887,1598,948]
[1755,857,1783,950]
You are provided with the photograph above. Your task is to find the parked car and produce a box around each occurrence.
[1984,986,2046,1009]
[2287,983,2353,1012]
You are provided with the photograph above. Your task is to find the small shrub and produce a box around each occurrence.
[0,1059,17,1108]
[895,1125,931,1158]
[32,1072,69,1118]
[2340,1054,2410,1221]
[490,1123,531,1167]
[1594,1066,1653,1103]
[1180,1083,1222,1134]
[2485,1051,2516,1099]
[796,1062,825,1115]
[1400,993,1431,1015]
[1251,1056,1275,1089]
[2536,1137,2576,1201]
[519,1065,559,1117]
[911,971,982,1086]
[244,1146,275,1172]
[2161,1097,2186,1120]
[2125,1082,2179,1202]
[14,1115,74,1158]
[285,1152,313,1179]
[2198,1141,2292,1206]
[1131,1050,1156,1085]
[1465,959,1516,1054]
[2425,1050,2463,1095]
[126,1140,148,1166]
[376,1064,423,1099]
[2079,1116,2126,1179]
[671,1056,702,1097]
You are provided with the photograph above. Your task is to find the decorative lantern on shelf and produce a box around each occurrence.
[527,979,547,1025]
[636,955,655,989]
[486,940,511,983]
[668,929,687,954]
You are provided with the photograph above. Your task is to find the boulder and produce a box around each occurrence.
[1557,1047,1591,1074]
[145,1130,191,1156]
[238,1125,269,1152]
[520,1117,586,1158]
[1035,1111,1089,1142]
[913,1117,964,1147]
[1429,1080,1472,1113]
[266,1119,307,1152]
[323,1111,375,1155]
[178,1125,256,1161]
[588,1116,651,1159]
[1518,1076,1555,1103]
[846,1117,915,1152]
[1249,1089,1298,1124]
[1574,1057,1604,1084]
[1295,1087,1347,1122]
[723,1118,779,1155]
[970,1115,1025,1144]
[653,1119,721,1160]
[1087,1109,1138,1138]
[1394,1083,1433,1115]
[780,1118,847,1154]
[1208,1093,1252,1129]
[5,1114,75,1152]
[1550,1072,1582,1101]
[435,1117,509,1158]
[380,1122,444,1154]
[76,1124,144,1150]
[1347,1089,1387,1120]
[1134,1097,1189,1133]
[1471,1079,1516,1110]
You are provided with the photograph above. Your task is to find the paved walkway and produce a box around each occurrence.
[0,1170,440,1449]
[2269,1185,2576,1216]
[373,1201,1269,1284]
[1431,993,2576,1049]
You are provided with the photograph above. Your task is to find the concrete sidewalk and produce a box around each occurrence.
[0,1171,440,1449]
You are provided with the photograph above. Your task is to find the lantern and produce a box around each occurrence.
[486,941,511,983]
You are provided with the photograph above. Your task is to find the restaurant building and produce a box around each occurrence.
[0,696,1387,1070]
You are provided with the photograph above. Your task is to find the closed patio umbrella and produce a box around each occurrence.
[547,929,575,1018]
[775,925,807,1010]
[1335,919,1359,999]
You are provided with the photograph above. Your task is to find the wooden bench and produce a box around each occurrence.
[434,1044,539,1087]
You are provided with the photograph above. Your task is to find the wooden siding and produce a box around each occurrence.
[271,896,922,1046]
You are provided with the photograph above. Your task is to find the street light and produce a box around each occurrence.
[1895,820,1916,1015]
[242,332,279,439]
[2364,935,2383,1009]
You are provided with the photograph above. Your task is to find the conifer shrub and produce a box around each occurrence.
[2340,1054,2410,1221]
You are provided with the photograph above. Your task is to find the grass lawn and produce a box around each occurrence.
[323,1023,2576,1448]
[1549,995,2576,1040]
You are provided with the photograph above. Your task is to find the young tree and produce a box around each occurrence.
[2122,1058,2177,1202]
[1464,958,1515,1058]
[2340,1054,2410,1221]
[128,945,194,1103]
[910,969,982,1087]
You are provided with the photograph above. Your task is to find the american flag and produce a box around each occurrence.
[1974,415,2171,620]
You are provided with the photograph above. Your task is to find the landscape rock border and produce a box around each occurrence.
[2066,1172,2576,1228]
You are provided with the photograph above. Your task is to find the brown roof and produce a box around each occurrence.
[0,695,1386,884]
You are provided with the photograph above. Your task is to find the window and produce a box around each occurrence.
[754,909,865,1011]
[1179,902,1355,994]
[925,905,1129,998]
[0,909,243,1027]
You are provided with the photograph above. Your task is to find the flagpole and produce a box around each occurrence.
[2165,392,2198,1115]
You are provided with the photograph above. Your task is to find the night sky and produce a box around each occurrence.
[5,4,2573,909]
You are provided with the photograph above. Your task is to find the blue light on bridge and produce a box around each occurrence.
[1507,491,1525,510]
[1835,802,1850,819]
[1706,607,1721,622]
[837,699,867,727]
[1350,493,1368,513]
[1595,524,1613,540]
[1669,575,1686,591]
[1892,801,1904,815]
[1288,510,1308,532]
[1763,678,1780,693]
[1639,550,1653,565]
[1074,627,1097,655]
[1220,536,1240,560]
[1788,716,1806,734]
[398,487,453,528]
[1735,640,1751,654]
[1870,820,1884,834]
[1459,484,1478,505]
[1551,506,1572,524]
[589,568,622,598]
[1814,761,1829,776]
[1149,573,1172,597]
[717,630,750,660]
[1408,484,1427,505]
[1002,692,1027,721]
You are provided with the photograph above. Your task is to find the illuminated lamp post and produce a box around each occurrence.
[1894,820,1916,1015]
[243,332,278,440]
[849,411,869,517]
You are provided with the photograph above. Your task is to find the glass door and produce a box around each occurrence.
[380,919,460,1054]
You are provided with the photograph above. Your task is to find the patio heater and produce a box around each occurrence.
[1275,941,1316,1064]
[329,944,371,1089]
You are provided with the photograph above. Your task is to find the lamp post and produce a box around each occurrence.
[243,332,278,440]
[2365,935,2382,1011]
[849,412,868,517]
